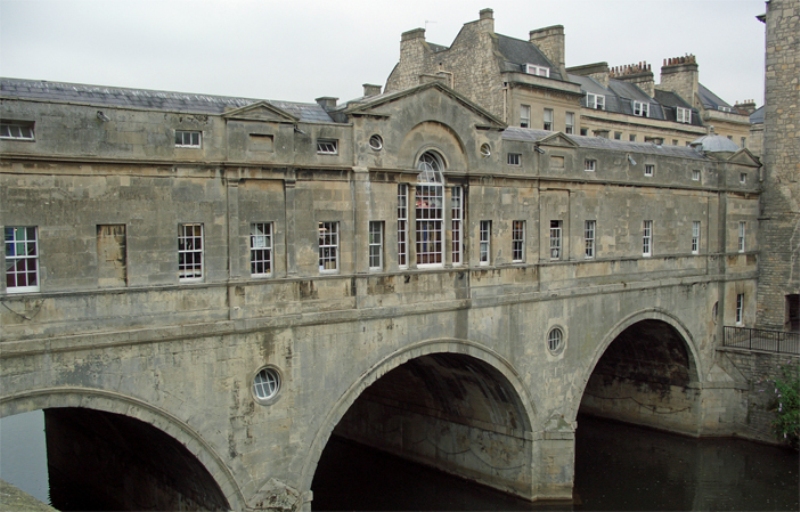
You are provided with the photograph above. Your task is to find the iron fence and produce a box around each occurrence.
[723,326,800,355]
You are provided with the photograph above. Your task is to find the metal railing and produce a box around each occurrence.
[723,326,800,355]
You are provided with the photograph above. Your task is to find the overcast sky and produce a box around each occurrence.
[0,0,766,107]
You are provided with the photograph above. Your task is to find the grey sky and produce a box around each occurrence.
[0,0,766,107]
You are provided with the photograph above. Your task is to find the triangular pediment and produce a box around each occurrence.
[344,82,507,130]
[727,148,761,167]
[537,132,579,148]
[223,101,298,124]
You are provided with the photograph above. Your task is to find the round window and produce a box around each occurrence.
[547,327,565,355]
[368,134,383,151]
[253,367,281,404]
[480,143,491,157]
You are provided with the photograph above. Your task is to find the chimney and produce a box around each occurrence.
[363,84,382,97]
[529,25,566,78]
[659,54,699,108]
[735,99,757,115]
[315,97,338,111]
[478,8,495,33]
[610,62,655,97]
[566,62,609,88]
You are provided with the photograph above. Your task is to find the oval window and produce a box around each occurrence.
[480,143,491,157]
[253,367,281,404]
[547,327,565,355]
[369,134,383,151]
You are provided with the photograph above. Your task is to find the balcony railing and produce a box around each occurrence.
[723,326,800,355]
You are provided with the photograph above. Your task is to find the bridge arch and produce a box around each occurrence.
[0,386,244,511]
[300,338,539,500]
[572,308,704,433]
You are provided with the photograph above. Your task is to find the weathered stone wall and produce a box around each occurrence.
[757,0,800,330]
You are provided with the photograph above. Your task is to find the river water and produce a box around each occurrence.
[1,411,797,510]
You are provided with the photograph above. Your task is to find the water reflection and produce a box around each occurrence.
[313,415,800,511]
[0,410,50,505]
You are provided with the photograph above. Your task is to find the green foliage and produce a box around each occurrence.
[771,365,800,449]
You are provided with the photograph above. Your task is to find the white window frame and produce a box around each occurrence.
[479,220,491,266]
[633,101,650,117]
[175,130,201,148]
[368,221,383,271]
[520,105,531,128]
[692,221,700,255]
[642,220,653,257]
[4,226,40,293]
[585,159,596,172]
[507,153,521,166]
[0,121,35,140]
[451,187,463,266]
[178,223,204,281]
[543,108,554,131]
[318,221,339,273]
[644,164,655,177]
[736,293,745,325]
[525,64,550,77]
[565,112,575,134]
[740,173,747,184]
[585,220,596,259]
[676,107,692,124]
[586,93,605,110]
[547,327,564,354]
[738,221,746,253]
[512,220,525,263]
[692,169,701,181]
[397,184,408,269]
[250,222,273,277]
[415,151,444,267]
[316,139,338,155]
[549,220,562,260]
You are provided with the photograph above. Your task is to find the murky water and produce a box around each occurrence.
[0,410,50,505]
[312,415,800,511]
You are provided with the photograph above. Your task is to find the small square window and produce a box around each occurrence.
[692,170,701,181]
[317,139,338,155]
[614,132,622,140]
[644,164,654,177]
[175,130,201,148]
[580,128,588,136]
[629,134,637,142]
[585,159,596,172]
[507,153,521,166]
[0,121,35,140]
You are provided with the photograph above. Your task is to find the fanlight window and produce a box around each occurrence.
[416,151,445,266]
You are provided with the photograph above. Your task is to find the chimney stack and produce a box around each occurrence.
[315,97,338,111]
[659,54,699,108]
[363,84,382,97]
[529,25,566,79]
[478,8,495,33]
[610,62,655,97]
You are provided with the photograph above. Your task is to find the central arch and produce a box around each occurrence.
[301,339,538,502]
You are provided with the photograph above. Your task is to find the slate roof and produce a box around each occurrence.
[0,78,334,123]
[502,127,708,160]
[568,74,669,121]
[653,89,703,126]
[698,83,732,110]
[496,35,565,81]
[750,105,765,124]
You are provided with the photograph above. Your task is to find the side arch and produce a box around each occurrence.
[299,338,539,494]
[0,387,245,511]
[570,308,704,426]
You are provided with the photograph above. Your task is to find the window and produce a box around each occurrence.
[644,164,654,177]
[397,184,408,268]
[520,105,531,128]
[368,221,384,270]
[250,222,273,277]
[585,159,596,172]
[549,221,562,260]
[479,143,491,157]
[4,226,39,293]
[507,153,521,166]
[738,222,746,253]
[740,173,747,184]
[585,93,605,110]
[318,221,339,272]
[0,121,34,140]
[718,106,733,113]
[736,293,744,325]
[676,107,692,124]
[316,139,338,154]
[692,169,701,181]
[547,327,564,354]
[416,151,444,266]
[565,112,574,134]
[672,139,679,146]
[97,225,127,287]
[692,221,700,254]
[512,220,525,262]
[253,367,281,404]
[633,101,650,117]
[178,223,203,281]
[479,221,491,265]
[740,137,746,148]
[525,64,550,77]
[786,294,800,332]
[580,128,588,136]
[175,130,201,148]
[543,108,554,131]
[369,134,383,151]
[629,134,636,142]
[642,220,653,257]
[614,132,622,140]
[584,220,596,259]
[451,187,463,266]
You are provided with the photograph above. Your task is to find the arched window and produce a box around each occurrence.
[416,151,444,266]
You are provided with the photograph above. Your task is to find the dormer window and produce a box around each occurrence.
[718,106,733,113]
[524,64,550,77]
[676,107,692,124]
[585,93,605,110]
[633,101,650,117]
